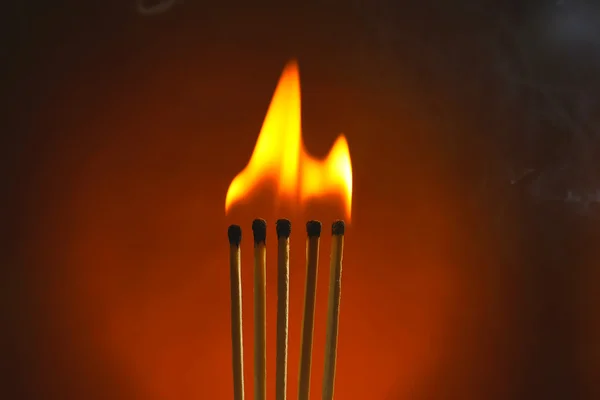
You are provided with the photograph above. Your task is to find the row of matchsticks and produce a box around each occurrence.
[227,219,346,400]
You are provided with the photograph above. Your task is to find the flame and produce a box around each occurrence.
[225,60,353,220]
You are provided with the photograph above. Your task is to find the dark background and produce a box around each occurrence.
[3,0,600,399]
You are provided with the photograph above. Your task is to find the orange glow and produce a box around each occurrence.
[225,60,353,220]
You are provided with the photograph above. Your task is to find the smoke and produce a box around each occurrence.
[362,0,600,218]
[135,0,179,15]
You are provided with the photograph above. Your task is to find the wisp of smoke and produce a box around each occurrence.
[136,0,178,16]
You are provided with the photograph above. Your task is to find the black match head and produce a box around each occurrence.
[306,220,322,238]
[276,219,291,239]
[228,225,242,246]
[332,220,345,236]
[252,219,267,244]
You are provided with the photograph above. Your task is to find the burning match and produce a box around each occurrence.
[322,220,345,400]
[228,225,245,400]
[275,219,291,400]
[225,60,352,400]
[298,220,322,400]
[252,219,268,400]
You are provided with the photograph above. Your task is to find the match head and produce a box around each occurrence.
[332,220,345,236]
[252,218,267,244]
[306,220,322,238]
[276,219,291,239]
[227,225,242,247]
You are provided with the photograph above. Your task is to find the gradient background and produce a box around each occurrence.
[4,1,600,399]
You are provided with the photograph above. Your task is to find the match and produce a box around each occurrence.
[252,219,268,400]
[228,225,245,400]
[275,219,291,400]
[298,220,322,400]
[226,219,346,400]
[322,220,346,400]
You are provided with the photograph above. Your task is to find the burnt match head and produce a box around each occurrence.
[276,219,291,239]
[332,220,345,236]
[306,220,322,238]
[227,225,242,247]
[252,218,267,244]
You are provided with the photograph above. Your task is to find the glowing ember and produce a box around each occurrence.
[225,60,353,220]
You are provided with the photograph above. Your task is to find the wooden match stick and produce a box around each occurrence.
[298,220,322,400]
[228,225,245,400]
[252,219,267,400]
[275,219,291,400]
[321,220,345,400]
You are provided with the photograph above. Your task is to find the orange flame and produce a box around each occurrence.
[225,60,353,220]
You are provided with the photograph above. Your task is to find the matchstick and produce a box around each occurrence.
[275,219,291,400]
[252,219,267,400]
[275,219,292,400]
[298,220,322,400]
[227,225,245,400]
[321,220,345,400]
